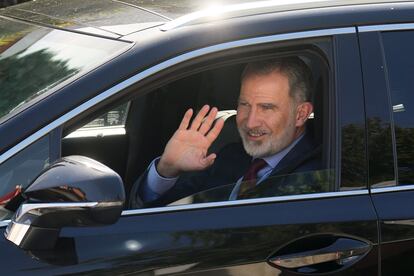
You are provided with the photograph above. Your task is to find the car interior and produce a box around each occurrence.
[61,42,334,208]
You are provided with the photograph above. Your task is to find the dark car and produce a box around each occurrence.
[0,0,413,274]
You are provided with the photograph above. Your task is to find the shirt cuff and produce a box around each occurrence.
[146,157,178,195]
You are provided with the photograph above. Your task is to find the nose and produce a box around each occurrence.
[245,108,261,129]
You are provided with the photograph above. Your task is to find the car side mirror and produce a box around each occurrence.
[4,155,125,250]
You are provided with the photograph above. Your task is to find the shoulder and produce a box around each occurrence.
[211,142,251,179]
[274,134,322,175]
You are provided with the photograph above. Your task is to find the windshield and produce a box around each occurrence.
[0,17,131,122]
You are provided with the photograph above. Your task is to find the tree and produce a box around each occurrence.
[0,49,78,118]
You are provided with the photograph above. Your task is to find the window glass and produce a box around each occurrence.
[65,102,130,139]
[382,31,414,185]
[83,102,129,128]
[0,17,130,122]
[169,169,335,206]
[0,135,49,220]
[125,54,336,210]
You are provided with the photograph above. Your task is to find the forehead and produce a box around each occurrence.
[239,71,290,101]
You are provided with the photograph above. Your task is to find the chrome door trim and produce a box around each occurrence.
[0,192,378,225]
[122,190,368,217]
[371,184,414,194]
[0,26,355,166]
[0,190,368,226]
[358,23,414,32]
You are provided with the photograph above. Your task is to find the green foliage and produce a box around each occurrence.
[0,49,78,119]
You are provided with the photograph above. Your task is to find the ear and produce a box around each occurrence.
[295,102,313,127]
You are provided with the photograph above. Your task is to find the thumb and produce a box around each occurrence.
[202,153,217,167]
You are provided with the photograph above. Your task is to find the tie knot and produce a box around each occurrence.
[243,158,267,181]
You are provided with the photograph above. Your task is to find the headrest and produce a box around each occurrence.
[208,110,240,154]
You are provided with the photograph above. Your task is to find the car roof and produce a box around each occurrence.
[160,0,414,30]
[1,0,412,39]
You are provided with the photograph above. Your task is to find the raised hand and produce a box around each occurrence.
[157,105,225,178]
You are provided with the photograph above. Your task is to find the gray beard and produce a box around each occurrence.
[238,127,296,158]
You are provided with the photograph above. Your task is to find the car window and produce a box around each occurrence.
[0,135,49,220]
[0,17,130,123]
[169,169,334,206]
[65,102,130,139]
[58,37,356,210]
[119,50,340,209]
[382,30,414,186]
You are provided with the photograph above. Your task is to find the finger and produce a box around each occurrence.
[206,118,225,144]
[178,108,193,130]
[201,153,217,167]
[190,105,210,130]
[199,107,218,135]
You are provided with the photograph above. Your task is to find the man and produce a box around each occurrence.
[129,57,322,208]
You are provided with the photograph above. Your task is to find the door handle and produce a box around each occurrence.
[268,235,372,274]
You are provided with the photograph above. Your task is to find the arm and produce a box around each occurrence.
[129,105,224,208]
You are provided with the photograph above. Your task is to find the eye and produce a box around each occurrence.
[260,104,275,110]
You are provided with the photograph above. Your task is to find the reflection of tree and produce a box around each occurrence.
[341,123,366,187]
[318,118,414,187]
[395,125,414,184]
[367,117,394,185]
[267,169,334,194]
[0,49,78,118]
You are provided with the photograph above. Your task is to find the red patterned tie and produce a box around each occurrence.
[238,158,267,198]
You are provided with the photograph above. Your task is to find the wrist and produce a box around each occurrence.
[157,158,179,178]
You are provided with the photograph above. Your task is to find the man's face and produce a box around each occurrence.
[236,71,303,158]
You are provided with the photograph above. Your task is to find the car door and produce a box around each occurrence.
[0,29,378,275]
[359,24,414,275]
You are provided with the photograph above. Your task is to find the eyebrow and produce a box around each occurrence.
[238,99,278,108]
[259,103,277,108]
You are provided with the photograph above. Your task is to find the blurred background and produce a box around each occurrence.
[0,0,30,8]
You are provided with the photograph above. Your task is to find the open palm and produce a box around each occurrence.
[157,105,225,178]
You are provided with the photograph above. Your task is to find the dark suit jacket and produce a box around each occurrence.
[129,133,323,209]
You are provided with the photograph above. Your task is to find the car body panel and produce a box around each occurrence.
[1,0,414,274]
[0,194,378,274]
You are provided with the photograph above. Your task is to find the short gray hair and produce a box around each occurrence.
[241,57,313,103]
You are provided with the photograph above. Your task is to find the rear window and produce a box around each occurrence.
[0,17,131,122]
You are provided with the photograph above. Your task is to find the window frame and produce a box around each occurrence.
[379,29,414,187]
[358,23,414,193]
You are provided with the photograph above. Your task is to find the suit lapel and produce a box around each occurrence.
[268,134,317,177]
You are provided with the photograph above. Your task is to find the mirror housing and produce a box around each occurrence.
[4,155,125,250]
